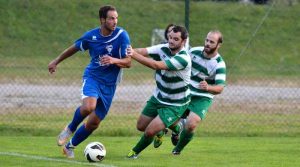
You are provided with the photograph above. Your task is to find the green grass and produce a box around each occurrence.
[0,136,299,167]
[1,109,299,137]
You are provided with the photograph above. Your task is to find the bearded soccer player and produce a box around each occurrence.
[48,5,131,158]
[172,30,227,155]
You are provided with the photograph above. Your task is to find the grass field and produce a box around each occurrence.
[1,111,299,137]
[0,136,299,167]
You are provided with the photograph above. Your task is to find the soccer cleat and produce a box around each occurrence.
[153,128,168,148]
[57,126,72,146]
[172,149,181,155]
[127,150,138,159]
[63,146,75,158]
[171,119,186,146]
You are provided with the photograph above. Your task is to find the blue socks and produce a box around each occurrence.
[66,124,92,148]
[68,107,86,132]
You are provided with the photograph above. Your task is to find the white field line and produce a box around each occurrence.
[0,152,117,167]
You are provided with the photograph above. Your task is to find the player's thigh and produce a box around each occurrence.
[136,114,154,131]
[81,97,97,113]
[144,116,165,137]
[81,78,99,112]
[186,111,201,132]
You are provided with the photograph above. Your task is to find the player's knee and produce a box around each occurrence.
[136,119,147,132]
[186,124,196,132]
[81,105,96,113]
[186,119,200,132]
[144,130,156,137]
[136,124,145,132]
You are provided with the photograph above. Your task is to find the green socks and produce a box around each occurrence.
[169,124,180,134]
[156,130,165,137]
[132,134,154,154]
[174,129,194,152]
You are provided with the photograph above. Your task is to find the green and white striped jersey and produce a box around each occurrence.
[189,46,226,99]
[147,43,191,106]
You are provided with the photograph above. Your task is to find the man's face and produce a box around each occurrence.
[168,31,184,51]
[102,10,118,31]
[204,33,219,54]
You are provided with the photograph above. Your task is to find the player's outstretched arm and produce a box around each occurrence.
[132,49,168,70]
[133,48,149,57]
[48,44,79,74]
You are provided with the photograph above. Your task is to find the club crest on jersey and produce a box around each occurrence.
[106,45,113,55]
[92,36,97,40]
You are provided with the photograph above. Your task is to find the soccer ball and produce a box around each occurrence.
[84,142,106,162]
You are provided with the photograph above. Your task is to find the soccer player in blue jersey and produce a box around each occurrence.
[48,5,131,158]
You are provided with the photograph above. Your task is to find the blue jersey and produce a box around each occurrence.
[74,27,130,85]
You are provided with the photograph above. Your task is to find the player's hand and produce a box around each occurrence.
[48,60,58,74]
[126,45,133,57]
[100,55,115,65]
[199,80,209,91]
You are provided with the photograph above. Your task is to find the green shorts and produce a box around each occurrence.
[187,96,213,120]
[142,96,189,128]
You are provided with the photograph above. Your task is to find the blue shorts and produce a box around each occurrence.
[81,77,116,120]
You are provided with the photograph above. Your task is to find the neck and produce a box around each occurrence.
[203,51,218,58]
[100,26,113,36]
[170,46,183,55]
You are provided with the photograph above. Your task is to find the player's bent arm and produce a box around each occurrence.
[48,44,79,74]
[53,44,78,64]
[207,85,224,95]
[132,51,168,70]
[114,56,132,68]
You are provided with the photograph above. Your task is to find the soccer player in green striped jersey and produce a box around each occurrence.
[172,30,226,155]
[127,26,191,159]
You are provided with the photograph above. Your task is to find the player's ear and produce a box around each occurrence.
[217,42,222,49]
[100,18,105,24]
[182,39,187,46]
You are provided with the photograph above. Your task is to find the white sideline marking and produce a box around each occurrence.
[0,152,116,167]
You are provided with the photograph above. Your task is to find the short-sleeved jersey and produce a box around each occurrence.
[189,46,226,99]
[74,27,130,85]
[147,43,191,106]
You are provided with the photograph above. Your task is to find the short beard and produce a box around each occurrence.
[170,47,178,51]
[169,45,181,51]
[204,45,217,54]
